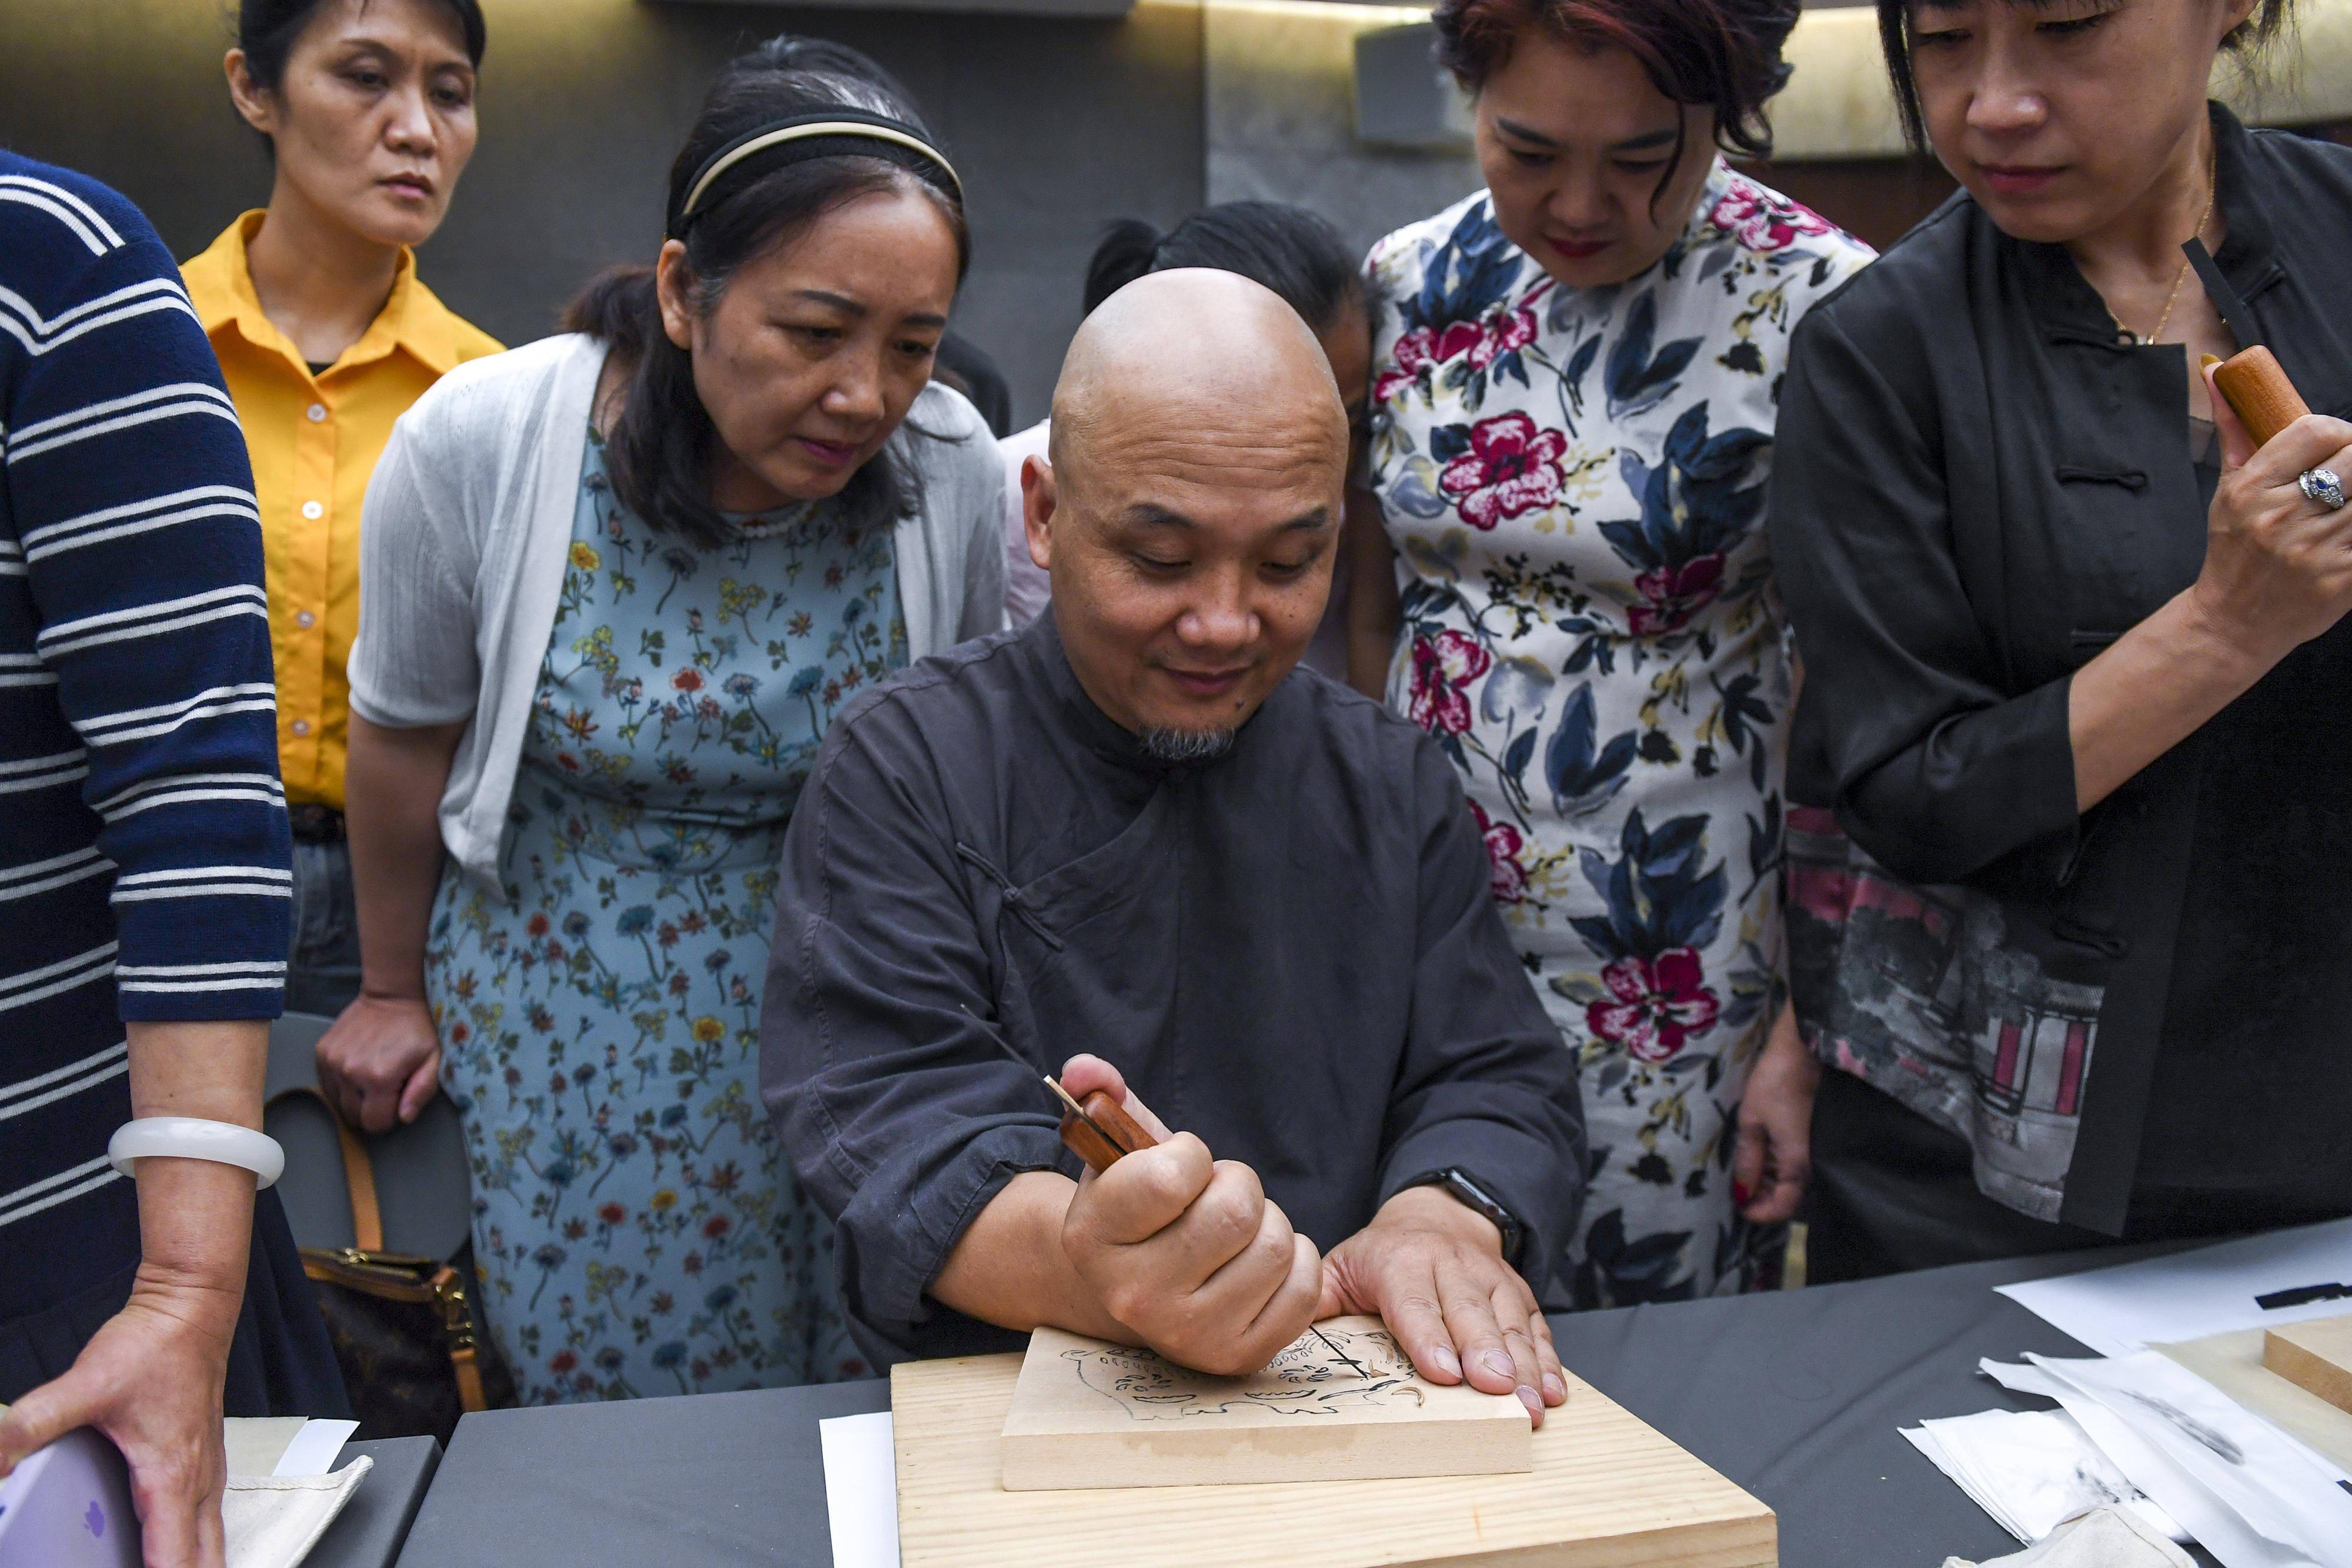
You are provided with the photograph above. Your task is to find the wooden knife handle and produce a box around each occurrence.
[1059,1089,1158,1175]
[2210,346,2311,449]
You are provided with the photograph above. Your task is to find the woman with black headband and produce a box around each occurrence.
[1772,0,2352,1276]
[320,35,1003,1400]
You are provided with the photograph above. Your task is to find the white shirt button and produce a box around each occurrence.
[290,719,311,737]
[301,500,323,520]
[307,403,328,423]
[296,610,316,629]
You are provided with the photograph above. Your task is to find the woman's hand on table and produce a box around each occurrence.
[1733,1003,1819,1225]
[2190,376,2352,663]
[316,991,441,1133]
[0,1259,243,1568]
[1318,1185,1566,1427]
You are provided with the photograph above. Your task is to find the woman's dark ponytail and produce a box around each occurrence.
[560,266,657,363]
[1081,202,1361,336]
[1083,219,1164,315]
[560,265,721,544]
[560,35,968,549]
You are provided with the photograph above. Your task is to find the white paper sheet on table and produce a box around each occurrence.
[820,1411,900,1568]
[2027,1353,2352,1568]
[269,1420,356,1479]
[1996,1220,2352,1358]
[1983,1356,2346,1568]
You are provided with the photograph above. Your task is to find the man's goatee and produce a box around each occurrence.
[1136,725,1237,763]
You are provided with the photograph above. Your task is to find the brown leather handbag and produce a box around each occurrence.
[281,1088,510,1442]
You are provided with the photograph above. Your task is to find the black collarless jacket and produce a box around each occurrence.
[1769,106,2352,1233]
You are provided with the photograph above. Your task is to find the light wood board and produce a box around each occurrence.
[999,1317,1530,1489]
[2155,1328,2352,1472]
[2263,1314,2352,1417]
[893,1344,1776,1568]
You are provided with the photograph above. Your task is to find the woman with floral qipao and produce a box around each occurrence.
[1350,0,1872,1307]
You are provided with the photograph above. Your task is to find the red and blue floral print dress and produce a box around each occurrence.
[1365,163,1871,1307]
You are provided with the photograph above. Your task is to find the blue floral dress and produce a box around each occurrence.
[424,428,905,1402]
[1366,164,1872,1307]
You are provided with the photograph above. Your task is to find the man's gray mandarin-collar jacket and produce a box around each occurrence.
[760,613,1586,1365]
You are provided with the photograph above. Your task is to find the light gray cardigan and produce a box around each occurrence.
[348,332,1006,888]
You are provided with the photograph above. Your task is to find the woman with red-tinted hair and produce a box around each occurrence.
[1348,0,1871,1307]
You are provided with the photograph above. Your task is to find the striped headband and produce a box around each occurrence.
[671,110,963,237]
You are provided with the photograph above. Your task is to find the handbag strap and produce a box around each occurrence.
[433,1265,489,1415]
[272,1086,492,1417]
[266,1085,386,1252]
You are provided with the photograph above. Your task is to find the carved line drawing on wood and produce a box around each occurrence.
[1063,1326,1429,1421]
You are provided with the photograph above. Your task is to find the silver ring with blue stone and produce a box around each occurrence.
[2300,466,2346,510]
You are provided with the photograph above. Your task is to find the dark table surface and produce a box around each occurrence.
[312,1437,439,1568]
[395,1245,2190,1567]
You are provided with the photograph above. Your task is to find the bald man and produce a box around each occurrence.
[760,272,1583,1418]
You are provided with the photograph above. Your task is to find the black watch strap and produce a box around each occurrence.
[1402,1168,1523,1262]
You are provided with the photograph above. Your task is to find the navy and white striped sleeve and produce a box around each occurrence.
[1,159,291,1022]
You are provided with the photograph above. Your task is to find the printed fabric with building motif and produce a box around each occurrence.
[1783,806,2102,1223]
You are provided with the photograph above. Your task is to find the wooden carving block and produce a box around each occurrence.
[893,1337,1777,1568]
[2265,1313,2352,1416]
[998,1318,1529,1490]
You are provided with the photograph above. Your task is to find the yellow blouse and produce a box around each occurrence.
[182,211,503,810]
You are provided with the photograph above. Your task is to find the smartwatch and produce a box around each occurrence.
[1401,1167,1523,1262]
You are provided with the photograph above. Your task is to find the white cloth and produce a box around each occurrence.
[998,417,1053,627]
[350,335,1007,887]
[222,1457,371,1568]
[1942,1506,2194,1568]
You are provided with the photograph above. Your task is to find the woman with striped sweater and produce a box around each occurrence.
[0,152,344,1568]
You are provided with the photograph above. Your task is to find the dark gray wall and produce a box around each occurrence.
[0,0,1208,425]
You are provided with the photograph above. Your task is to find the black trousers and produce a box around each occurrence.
[1806,1066,2348,1283]
[0,1187,349,1417]
[287,831,363,1020]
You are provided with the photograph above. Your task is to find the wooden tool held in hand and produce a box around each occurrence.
[1046,1076,1157,1173]
[955,1004,1160,1174]
[2207,347,2310,447]
[2185,239,2311,446]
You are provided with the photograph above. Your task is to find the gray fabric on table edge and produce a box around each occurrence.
[314,1437,439,1568]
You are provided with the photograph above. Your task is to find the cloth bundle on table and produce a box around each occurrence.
[1942,1507,2193,1568]
[221,1459,373,1568]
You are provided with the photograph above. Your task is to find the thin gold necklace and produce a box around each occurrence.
[2123,151,2217,346]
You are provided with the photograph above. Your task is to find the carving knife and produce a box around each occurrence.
[965,1006,1367,1380]
[959,1003,1158,1172]
[1042,1074,1158,1173]
[2183,236,2310,446]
